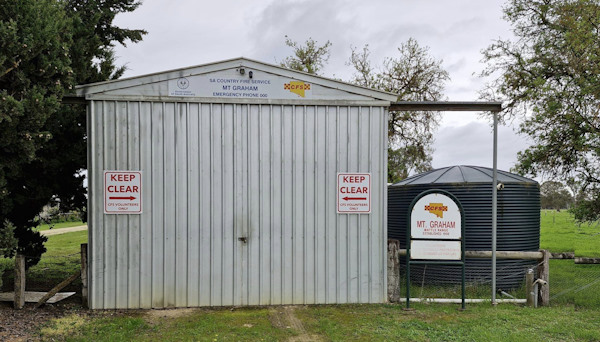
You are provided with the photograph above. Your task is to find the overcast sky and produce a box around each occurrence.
[112,0,530,174]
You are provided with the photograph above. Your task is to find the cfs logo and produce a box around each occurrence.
[424,203,448,218]
[284,81,311,97]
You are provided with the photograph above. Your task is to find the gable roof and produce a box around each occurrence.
[72,57,397,103]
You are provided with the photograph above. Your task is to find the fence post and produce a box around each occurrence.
[14,254,25,309]
[537,249,550,306]
[81,243,88,308]
[387,239,401,303]
[525,269,534,307]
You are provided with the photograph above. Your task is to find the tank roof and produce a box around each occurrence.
[392,165,538,186]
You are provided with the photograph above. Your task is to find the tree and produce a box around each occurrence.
[540,181,573,210]
[481,0,600,222]
[349,40,450,182]
[280,36,332,74]
[0,0,146,267]
[0,221,17,288]
[0,0,73,266]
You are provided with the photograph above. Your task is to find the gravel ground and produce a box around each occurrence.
[0,300,84,341]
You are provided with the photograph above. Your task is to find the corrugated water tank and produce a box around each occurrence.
[389,165,540,289]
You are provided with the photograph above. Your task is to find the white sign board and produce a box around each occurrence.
[337,173,370,213]
[168,69,313,100]
[104,171,142,214]
[410,240,462,260]
[411,193,462,240]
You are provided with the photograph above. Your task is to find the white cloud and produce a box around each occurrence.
[432,121,531,172]
[110,0,527,174]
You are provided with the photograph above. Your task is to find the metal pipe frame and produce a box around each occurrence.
[389,101,502,306]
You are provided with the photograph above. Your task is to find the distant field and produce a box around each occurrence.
[540,210,600,257]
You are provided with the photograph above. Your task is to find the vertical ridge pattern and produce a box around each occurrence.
[89,101,387,308]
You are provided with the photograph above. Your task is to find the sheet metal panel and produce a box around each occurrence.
[88,101,387,309]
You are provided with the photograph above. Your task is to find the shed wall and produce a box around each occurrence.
[88,100,388,309]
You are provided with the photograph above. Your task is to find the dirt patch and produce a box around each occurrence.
[269,306,322,342]
[40,225,87,237]
[144,308,197,324]
[0,300,86,341]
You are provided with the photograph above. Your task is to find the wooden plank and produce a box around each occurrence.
[538,250,550,306]
[35,271,81,308]
[575,257,600,264]
[1,292,76,303]
[387,239,401,303]
[466,251,544,260]
[81,243,88,307]
[397,249,544,260]
[551,252,574,259]
[14,254,25,309]
[525,269,535,307]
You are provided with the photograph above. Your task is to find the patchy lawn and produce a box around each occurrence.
[33,304,600,342]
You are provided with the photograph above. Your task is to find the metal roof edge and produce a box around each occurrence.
[391,165,538,185]
[74,57,397,102]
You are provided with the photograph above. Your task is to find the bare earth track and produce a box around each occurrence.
[39,225,87,236]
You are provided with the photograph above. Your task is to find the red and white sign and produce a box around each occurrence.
[337,173,370,213]
[410,240,462,260]
[104,171,142,214]
[411,193,461,240]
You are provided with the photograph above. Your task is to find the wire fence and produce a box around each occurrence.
[398,257,600,308]
[398,260,538,300]
[1,252,82,294]
[3,246,599,308]
[549,259,600,307]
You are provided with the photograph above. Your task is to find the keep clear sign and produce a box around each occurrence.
[337,173,371,213]
[104,171,142,214]
[410,192,462,260]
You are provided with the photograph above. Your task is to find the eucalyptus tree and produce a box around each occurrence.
[481,0,600,222]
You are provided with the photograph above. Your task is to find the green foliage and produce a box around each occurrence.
[540,181,573,209]
[0,0,145,268]
[0,0,73,212]
[481,0,600,223]
[388,146,433,184]
[281,37,448,182]
[349,39,450,181]
[0,220,17,288]
[280,36,332,75]
[0,0,72,267]
[0,220,17,258]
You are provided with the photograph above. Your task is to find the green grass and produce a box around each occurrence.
[0,230,88,291]
[2,210,599,341]
[540,210,600,257]
[37,304,600,342]
[39,308,296,342]
[296,304,600,341]
[27,230,88,290]
[34,221,85,232]
[549,259,600,307]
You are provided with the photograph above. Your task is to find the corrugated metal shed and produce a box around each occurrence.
[76,58,395,309]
